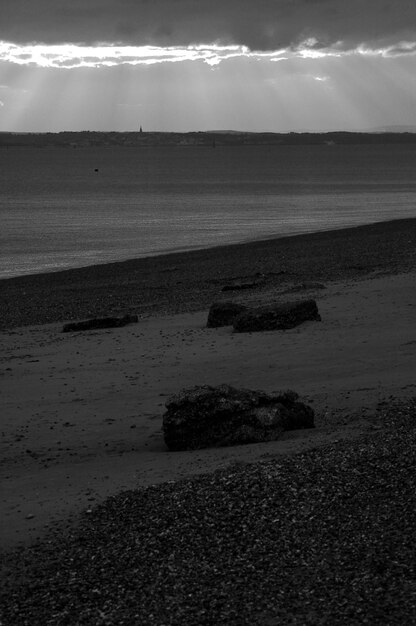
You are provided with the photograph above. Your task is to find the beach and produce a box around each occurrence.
[1,218,416,624]
[1,217,416,329]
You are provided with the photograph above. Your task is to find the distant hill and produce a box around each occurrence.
[366,125,416,133]
[1,130,416,148]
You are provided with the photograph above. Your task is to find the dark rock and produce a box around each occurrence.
[207,273,266,287]
[62,314,138,333]
[283,282,326,293]
[221,281,258,292]
[163,384,314,451]
[233,299,321,333]
[207,301,248,328]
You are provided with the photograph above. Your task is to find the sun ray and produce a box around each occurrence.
[1,36,415,132]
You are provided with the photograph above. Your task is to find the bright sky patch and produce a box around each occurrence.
[1,40,415,69]
[0,42,288,68]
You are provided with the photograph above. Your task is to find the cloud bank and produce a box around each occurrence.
[0,39,415,69]
[0,42,289,68]
[0,0,415,53]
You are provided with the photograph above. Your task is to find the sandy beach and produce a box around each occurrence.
[1,217,415,548]
[1,218,416,624]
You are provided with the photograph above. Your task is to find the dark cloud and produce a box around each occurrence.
[0,0,415,50]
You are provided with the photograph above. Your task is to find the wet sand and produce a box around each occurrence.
[1,219,416,550]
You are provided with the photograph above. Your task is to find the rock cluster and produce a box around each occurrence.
[63,314,138,333]
[163,384,314,451]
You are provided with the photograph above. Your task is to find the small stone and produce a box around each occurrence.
[63,314,138,333]
[221,281,258,292]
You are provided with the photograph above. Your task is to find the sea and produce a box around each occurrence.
[1,143,416,279]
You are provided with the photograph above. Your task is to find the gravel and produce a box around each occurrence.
[1,398,416,625]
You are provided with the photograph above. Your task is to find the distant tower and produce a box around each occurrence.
[139,125,143,133]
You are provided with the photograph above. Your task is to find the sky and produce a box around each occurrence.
[0,0,415,133]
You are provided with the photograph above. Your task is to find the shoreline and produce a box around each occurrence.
[1,217,416,330]
[0,223,351,282]
[2,216,414,282]
[3,216,416,282]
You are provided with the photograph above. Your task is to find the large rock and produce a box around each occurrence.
[233,299,321,333]
[63,314,138,333]
[207,301,248,328]
[163,384,314,451]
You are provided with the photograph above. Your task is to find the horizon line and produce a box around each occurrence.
[2,127,416,135]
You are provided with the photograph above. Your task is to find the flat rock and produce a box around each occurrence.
[233,299,321,333]
[207,301,248,328]
[221,282,258,292]
[63,314,138,333]
[283,282,326,293]
[163,384,314,451]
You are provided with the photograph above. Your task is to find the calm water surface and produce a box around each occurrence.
[1,144,416,278]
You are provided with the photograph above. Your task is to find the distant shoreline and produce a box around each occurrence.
[1,217,415,330]
[2,130,416,149]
